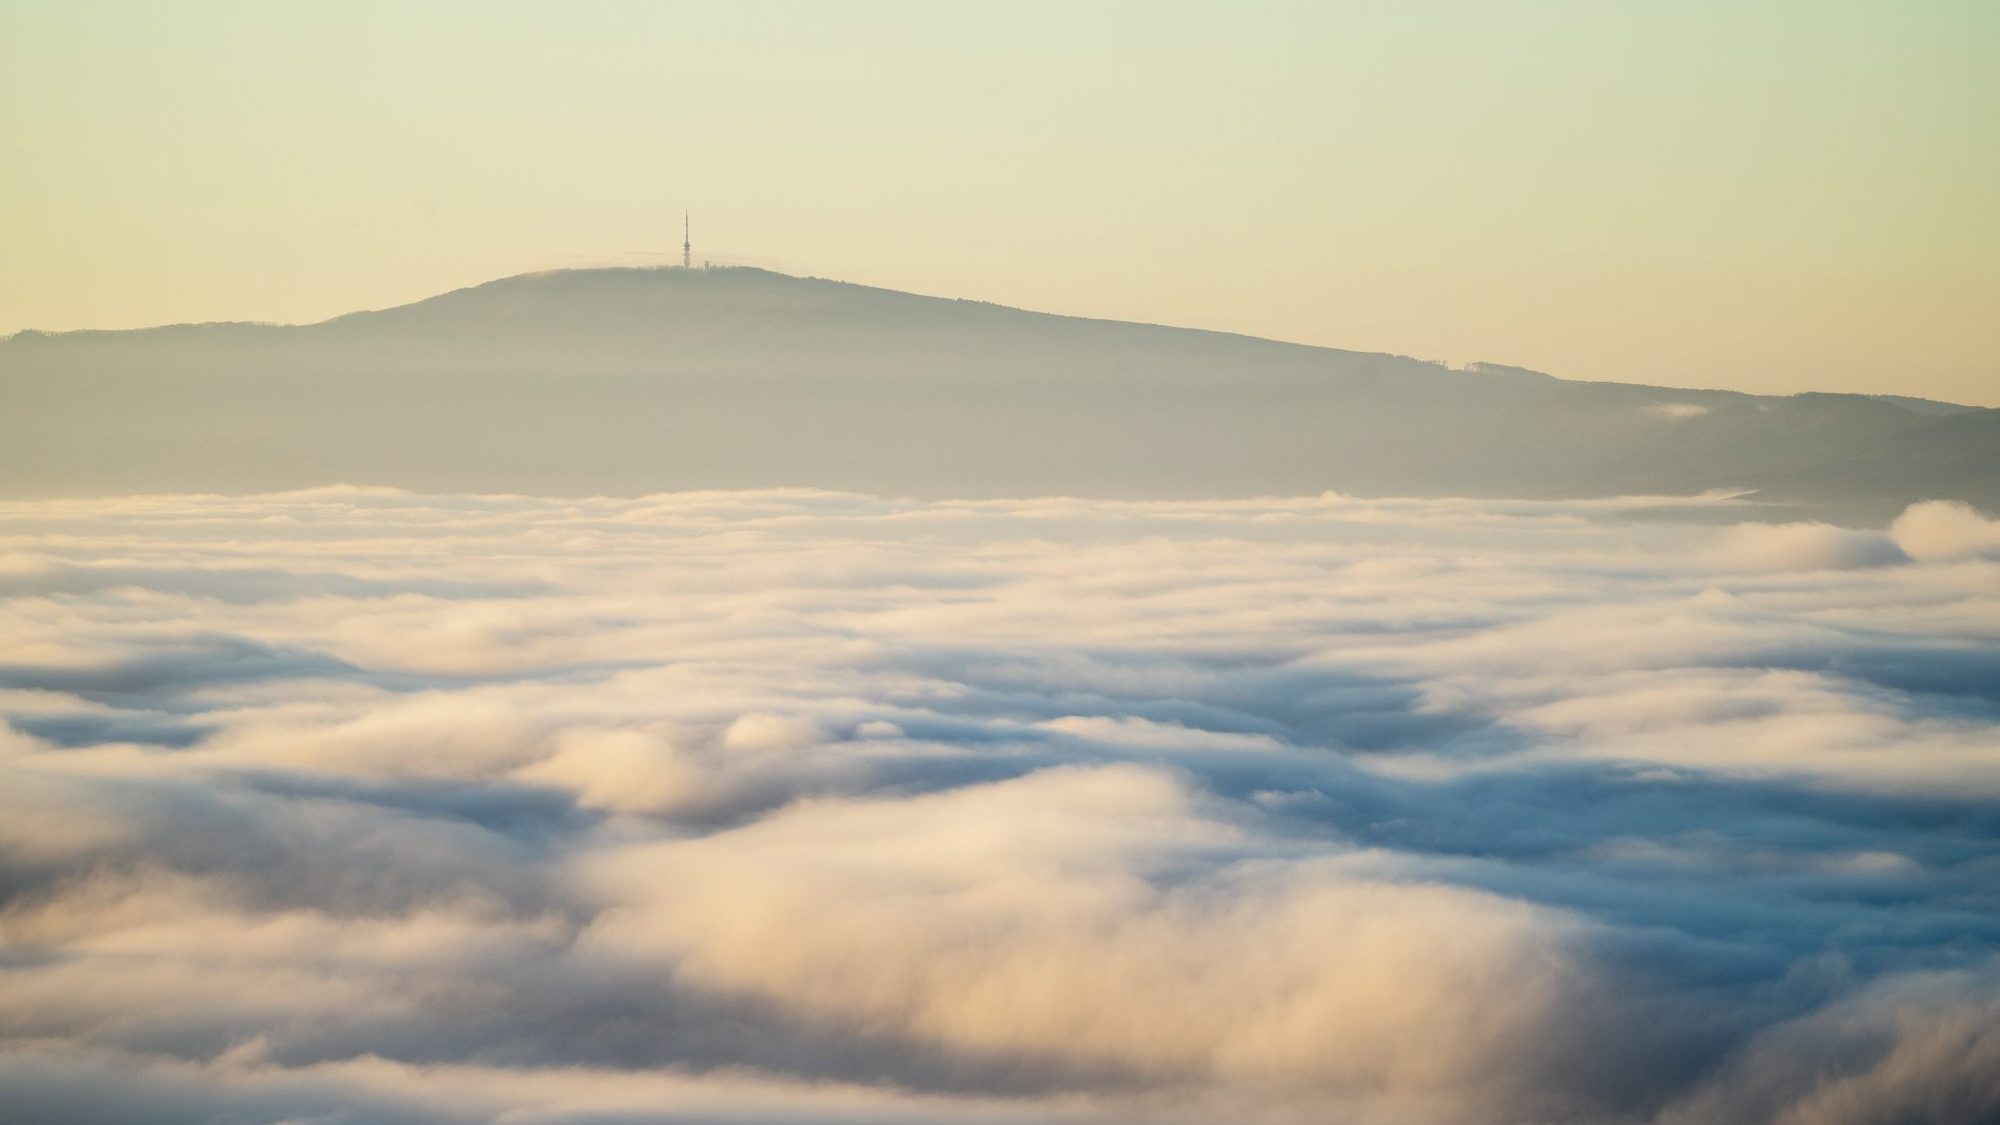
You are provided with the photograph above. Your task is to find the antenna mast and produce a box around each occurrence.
[683,212,692,270]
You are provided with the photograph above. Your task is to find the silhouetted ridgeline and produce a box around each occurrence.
[4,267,1995,521]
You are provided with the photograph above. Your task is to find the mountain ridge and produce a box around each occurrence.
[3,266,1994,520]
[9,266,1975,411]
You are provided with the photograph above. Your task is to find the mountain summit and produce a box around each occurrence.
[4,267,1994,519]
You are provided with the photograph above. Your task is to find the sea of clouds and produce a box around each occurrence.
[1,487,1997,1125]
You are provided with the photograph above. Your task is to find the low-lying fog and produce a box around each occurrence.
[2,488,1997,1124]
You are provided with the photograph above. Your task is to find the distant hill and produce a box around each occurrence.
[4,267,1995,521]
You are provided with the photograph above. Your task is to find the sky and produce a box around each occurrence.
[2,1,1997,404]
[3,487,1999,1123]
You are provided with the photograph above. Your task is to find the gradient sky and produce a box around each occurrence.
[3,1,1996,403]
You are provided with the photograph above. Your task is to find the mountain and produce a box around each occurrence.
[4,267,1995,521]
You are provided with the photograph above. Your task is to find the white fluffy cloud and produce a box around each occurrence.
[1891,499,2000,562]
[0,487,1996,1124]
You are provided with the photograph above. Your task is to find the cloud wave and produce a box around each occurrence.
[1,488,1997,1124]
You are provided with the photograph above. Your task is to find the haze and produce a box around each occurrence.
[3,1,1997,404]
[5,7,2000,1124]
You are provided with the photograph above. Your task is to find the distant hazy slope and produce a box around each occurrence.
[3,267,1994,519]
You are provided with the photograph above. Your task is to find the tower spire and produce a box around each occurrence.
[683,212,692,270]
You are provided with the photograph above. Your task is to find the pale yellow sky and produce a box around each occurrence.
[3,1,1997,403]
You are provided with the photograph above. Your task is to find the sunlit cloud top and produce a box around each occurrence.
[3,487,1999,1122]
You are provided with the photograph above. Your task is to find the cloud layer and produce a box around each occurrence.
[1,488,1997,1124]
